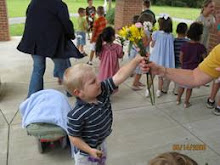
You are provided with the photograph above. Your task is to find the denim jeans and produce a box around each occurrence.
[53,58,71,78]
[28,55,71,97]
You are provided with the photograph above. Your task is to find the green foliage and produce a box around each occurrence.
[152,0,203,8]
[172,1,187,7]
[106,8,115,25]
[10,23,25,36]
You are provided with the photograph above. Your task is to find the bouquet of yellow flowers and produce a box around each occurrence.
[118,22,155,105]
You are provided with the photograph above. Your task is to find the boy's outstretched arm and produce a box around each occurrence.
[113,55,144,86]
[69,136,102,159]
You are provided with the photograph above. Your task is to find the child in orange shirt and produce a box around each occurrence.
[87,6,107,65]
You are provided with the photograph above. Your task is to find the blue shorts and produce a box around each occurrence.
[76,31,86,46]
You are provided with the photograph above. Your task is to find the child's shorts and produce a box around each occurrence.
[90,42,96,51]
[76,31,86,46]
[73,141,107,165]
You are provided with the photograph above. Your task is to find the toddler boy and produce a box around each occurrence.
[63,55,143,165]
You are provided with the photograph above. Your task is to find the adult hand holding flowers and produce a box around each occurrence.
[118,22,155,105]
[140,60,166,78]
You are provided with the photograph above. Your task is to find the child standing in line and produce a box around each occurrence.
[129,13,153,91]
[63,55,144,165]
[149,14,175,97]
[127,15,139,78]
[76,8,88,56]
[87,6,107,65]
[128,15,144,90]
[162,22,189,95]
[96,27,124,82]
[177,22,207,108]
[86,0,96,40]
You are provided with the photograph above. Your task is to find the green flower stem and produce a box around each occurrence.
[146,72,155,105]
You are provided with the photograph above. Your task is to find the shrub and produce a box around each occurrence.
[172,1,187,7]
[106,8,115,25]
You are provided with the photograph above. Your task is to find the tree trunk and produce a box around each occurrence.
[108,0,112,11]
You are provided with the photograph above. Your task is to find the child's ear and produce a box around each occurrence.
[73,89,80,97]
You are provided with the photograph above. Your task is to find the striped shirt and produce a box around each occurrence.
[67,78,117,155]
[91,16,107,42]
[174,38,189,68]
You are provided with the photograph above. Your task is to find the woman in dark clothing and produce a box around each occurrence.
[17,0,83,97]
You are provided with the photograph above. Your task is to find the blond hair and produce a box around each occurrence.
[148,152,198,165]
[63,63,94,95]
[201,0,213,13]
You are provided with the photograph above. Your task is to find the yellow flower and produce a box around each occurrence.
[118,26,128,38]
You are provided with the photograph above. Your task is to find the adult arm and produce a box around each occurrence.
[141,61,213,87]
[113,55,144,86]
[57,2,75,39]
[69,136,102,159]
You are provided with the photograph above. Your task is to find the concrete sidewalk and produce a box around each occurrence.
[1,37,220,165]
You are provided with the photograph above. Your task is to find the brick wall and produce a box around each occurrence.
[209,0,220,51]
[0,0,10,41]
[114,0,142,31]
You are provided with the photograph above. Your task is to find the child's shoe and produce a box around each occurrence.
[213,106,220,116]
[86,61,93,65]
[145,89,149,97]
[138,82,146,87]
[156,90,161,98]
[206,98,215,109]
[176,100,181,105]
[131,85,143,91]
[184,102,191,108]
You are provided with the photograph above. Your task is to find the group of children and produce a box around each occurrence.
[63,0,220,164]
[126,13,206,108]
[75,0,107,65]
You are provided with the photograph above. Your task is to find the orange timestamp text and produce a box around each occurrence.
[172,144,206,151]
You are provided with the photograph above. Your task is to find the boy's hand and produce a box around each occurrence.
[89,148,103,159]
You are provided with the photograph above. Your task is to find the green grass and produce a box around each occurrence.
[7,0,114,18]
[152,6,200,20]
[10,17,78,36]
[7,0,199,36]
[10,23,25,36]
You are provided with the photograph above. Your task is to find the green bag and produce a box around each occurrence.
[26,123,67,140]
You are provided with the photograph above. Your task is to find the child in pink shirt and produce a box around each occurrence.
[96,27,124,81]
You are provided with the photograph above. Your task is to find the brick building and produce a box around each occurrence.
[114,0,143,31]
[209,0,220,51]
[0,0,10,41]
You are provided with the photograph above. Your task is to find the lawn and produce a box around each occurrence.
[7,0,112,18]
[7,0,200,36]
[152,6,200,20]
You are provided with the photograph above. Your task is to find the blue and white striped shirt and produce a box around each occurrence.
[67,78,117,154]
[174,37,189,68]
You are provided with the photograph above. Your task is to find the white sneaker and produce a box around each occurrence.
[156,90,161,98]
[86,61,93,65]
[145,89,149,97]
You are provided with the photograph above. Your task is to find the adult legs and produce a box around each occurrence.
[53,58,71,81]
[28,55,46,97]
